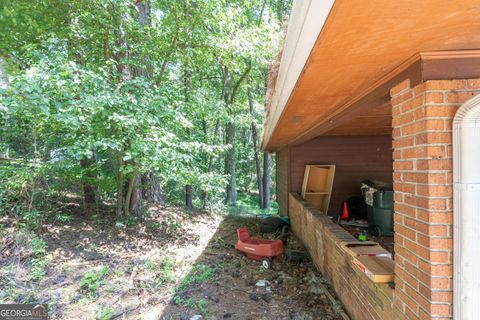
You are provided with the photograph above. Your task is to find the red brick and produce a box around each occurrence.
[429,225,449,237]
[446,91,479,104]
[431,303,450,317]
[425,79,466,90]
[405,283,430,311]
[415,132,452,145]
[393,171,403,181]
[393,112,415,127]
[425,105,458,118]
[416,159,452,171]
[419,282,432,300]
[392,90,413,106]
[427,212,453,224]
[395,204,416,217]
[396,225,417,242]
[402,95,424,113]
[429,238,452,250]
[393,149,402,160]
[401,147,421,159]
[394,182,416,193]
[403,172,427,183]
[393,136,415,149]
[389,80,480,319]
[430,291,453,304]
[413,107,426,121]
[412,82,426,96]
[430,277,451,290]
[416,185,452,197]
[391,79,411,97]
[425,119,446,131]
[466,79,480,89]
[396,245,419,265]
[396,287,420,315]
[393,127,402,138]
[430,264,452,276]
[430,251,450,263]
[425,92,445,104]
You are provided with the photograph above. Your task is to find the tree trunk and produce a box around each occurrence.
[182,5,193,208]
[201,117,220,209]
[247,80,264,208]
[142,172,164,205]
[114,10,130,81]
[122,0,151,217]
[134,0,153,77]
[124,174,135,217]
[262,152,271,209]
[130,174,143,216]
[185,185,193,208]
[80,157,96,205]
[115,152,124,219]
[225,121,237,205]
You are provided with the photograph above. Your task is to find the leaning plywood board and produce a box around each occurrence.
[301,165,335,214]
[304,194,325,213]
[341,242,392,259]
[303,166,329,193]
[352,256,394,283]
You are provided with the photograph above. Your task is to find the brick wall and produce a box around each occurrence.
[285,78,480,320]
[391,79,480,319]
[289,194,407,320]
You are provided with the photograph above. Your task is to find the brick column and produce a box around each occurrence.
[390,79,480,319]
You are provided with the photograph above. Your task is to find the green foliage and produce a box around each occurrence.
[178,263,215,291]
[95,306,114,320]
[228,192,278,215]
[152,257,175,287]
[28,234,51,281]
[0,0,290,218]
[80,266,109,298]
[173,296,209,316]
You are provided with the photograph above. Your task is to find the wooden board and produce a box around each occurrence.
[301,165,335,214]
[304,167,329,192]
[304,194,326,214]
[341,242,392,259]
[352,256,394,283]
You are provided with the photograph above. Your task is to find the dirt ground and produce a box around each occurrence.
[0,205,347,320]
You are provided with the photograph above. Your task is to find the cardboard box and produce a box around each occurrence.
[341,241,392,259]
[352,256,394,283]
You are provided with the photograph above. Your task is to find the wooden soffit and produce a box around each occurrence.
[262,0,480,152]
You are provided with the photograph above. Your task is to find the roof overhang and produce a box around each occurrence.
[262,0,334,151]
[262,0,480,152]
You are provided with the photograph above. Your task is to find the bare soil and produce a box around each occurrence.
[0,205,347,320]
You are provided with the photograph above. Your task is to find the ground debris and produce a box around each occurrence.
[1,207,348,319]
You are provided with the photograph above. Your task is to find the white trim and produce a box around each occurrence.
[261,0,335,150]
[453,94,480,320]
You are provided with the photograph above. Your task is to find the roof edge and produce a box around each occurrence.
[260,0,335,151]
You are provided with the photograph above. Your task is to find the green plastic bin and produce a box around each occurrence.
[361,181,394,237]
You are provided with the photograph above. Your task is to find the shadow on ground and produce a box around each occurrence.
[156,215,346,320]
[0,206,346,320]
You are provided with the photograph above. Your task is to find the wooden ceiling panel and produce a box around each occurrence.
[265,0,480,151]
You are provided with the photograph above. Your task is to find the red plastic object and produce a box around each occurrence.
[234,228,284,261]
[341,200,349,220]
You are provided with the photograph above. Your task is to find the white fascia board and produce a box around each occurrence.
[262,0,335,150]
